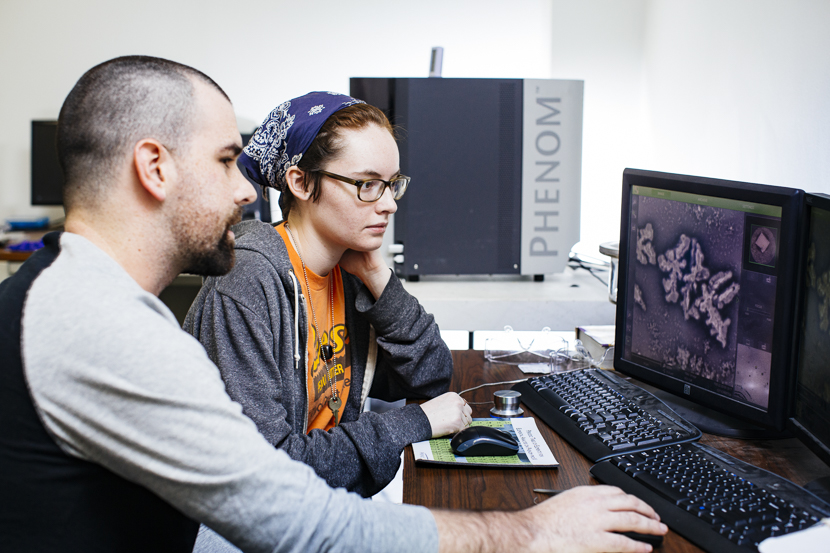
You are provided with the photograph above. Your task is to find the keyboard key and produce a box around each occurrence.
[698,511,724,525]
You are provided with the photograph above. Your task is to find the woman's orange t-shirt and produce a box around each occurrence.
[276,223,352,432]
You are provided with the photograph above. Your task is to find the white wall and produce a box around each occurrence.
[640,0,830,196]
[547,1,650,250]
[547,0,830,252]
[0,0,553,221]
[2,0,829,258]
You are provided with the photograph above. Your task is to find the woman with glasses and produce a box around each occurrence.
[184,92,471,504]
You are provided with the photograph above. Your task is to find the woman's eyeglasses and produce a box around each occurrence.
[317,170,409,202]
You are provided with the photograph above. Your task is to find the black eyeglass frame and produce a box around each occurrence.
[316,169,410,202]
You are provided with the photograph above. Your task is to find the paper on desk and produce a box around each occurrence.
[518,363,550,374]
[412,418,557,466]
[511,418,558,465]
[758,519,830,552]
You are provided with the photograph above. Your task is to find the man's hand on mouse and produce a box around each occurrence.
[513,486,667,553]
[420,392,472,438]
[432,485,667,553]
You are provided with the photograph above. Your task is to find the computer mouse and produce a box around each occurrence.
[450,426,520,457]
[616,531,664,547]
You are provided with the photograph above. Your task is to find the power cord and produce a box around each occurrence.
[459,379,528,405]
[568,253,609,287]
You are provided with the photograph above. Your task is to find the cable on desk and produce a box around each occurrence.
[458,365,591,404]
[459,379,528,404]
[567,253,609,287]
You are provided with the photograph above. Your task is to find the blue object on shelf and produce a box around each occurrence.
[7,240,44,252]
[6,217,50,230]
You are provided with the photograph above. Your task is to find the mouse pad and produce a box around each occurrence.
[411,418,558,468]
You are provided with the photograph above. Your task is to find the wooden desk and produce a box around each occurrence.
[0,248,34,262]
[403,350,830,552]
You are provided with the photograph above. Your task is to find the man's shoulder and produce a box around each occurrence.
[21,233,193,362]
[23,233,214,399]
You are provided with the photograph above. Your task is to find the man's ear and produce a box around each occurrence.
[133,139,173,202]
[285,166,312,201]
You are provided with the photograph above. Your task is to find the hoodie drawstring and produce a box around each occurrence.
[289,271,301,371]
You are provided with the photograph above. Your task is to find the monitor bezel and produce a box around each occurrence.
[789,192,830,466]
[31,120,64,207]
[614,168,804,431]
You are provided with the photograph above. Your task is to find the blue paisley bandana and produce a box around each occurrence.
[239,91,365,192]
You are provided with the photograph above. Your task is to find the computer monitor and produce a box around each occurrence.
[238,132,271,223]
[614,169,804,436]
[31,120,64,206]
[790,193,830,466]
[31,123,270,222]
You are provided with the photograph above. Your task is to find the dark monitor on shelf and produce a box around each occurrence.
[790,193,830,466]
[31,120,64,206]
[238,132,271,222]
[31,123,270,222]
[614,169,804,436]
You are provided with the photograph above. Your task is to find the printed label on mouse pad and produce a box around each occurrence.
[412,418,558,467]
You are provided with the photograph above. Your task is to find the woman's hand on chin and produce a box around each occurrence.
[338,249,392,300]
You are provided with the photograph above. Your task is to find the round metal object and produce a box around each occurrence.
[599,241,620,304]
[490,389,524,417]
[598,241,619,258]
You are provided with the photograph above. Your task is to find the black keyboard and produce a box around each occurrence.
[591,443,830,552]
[512,369,701,462]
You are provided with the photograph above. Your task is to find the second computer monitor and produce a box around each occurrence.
[615,169,804,433]
[791,193,830,466]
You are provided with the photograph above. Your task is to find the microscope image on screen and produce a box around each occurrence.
[627,195,773,409]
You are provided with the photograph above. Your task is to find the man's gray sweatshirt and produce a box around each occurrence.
[21,232,439,553]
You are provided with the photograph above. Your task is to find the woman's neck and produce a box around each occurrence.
[285,215,343,276]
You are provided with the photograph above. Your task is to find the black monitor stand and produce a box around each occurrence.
[804,477,830,504]
[632,379,791,440]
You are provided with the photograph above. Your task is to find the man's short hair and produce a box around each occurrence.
[57,56,229,209]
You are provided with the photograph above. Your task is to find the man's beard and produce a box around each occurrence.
[180,206,243,277]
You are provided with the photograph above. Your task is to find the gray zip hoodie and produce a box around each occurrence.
[185,220,452,497]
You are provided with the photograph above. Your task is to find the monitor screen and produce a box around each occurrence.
[238,132,271,223]
[31,124,269,218]
[615,169,804,432]
[791,193,830,466]
[31,120,64,206]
